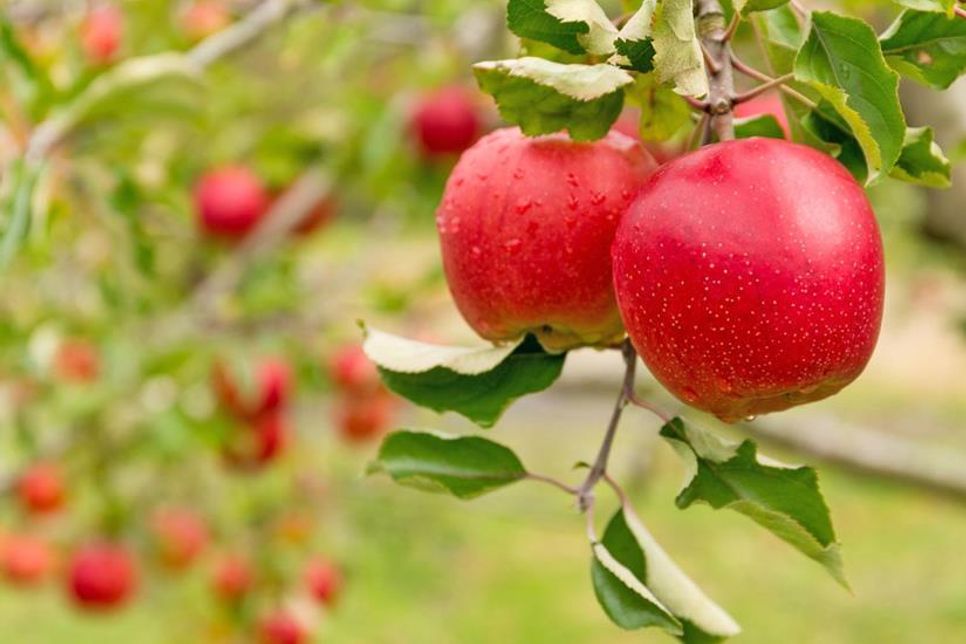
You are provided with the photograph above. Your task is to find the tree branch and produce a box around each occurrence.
[695,0,735,141]
[740,415,966,505]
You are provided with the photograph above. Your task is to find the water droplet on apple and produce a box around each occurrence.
[504,238,522,253]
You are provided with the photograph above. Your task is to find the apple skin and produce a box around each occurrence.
[67,543,137,610]
[81,5,123,65]
[151,507,209,570]
[258,610,306,644]
[0,534,54,586]
[733,92,790,138]
[437,127,658,351]
[212,554,254,601]
[194,166,270,240]
[304,557,342,606]
[18,463,66,515]
[411,87,482,158]
[612,137,884,422]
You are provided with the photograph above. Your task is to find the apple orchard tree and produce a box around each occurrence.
[363,0,964,641]
[0,0,963,641]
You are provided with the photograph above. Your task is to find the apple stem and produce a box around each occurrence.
[695,0,736,142]
[732,73,796,105]
[576,340,637,512]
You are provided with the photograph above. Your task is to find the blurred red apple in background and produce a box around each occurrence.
[212,553,253,602]
[151,507,209,570]
[55,340,99,383]
[333,396,393,444]
[304,557,342,606]
[258,609,306,644]
[194,166,270,240]
[0,534,54,586]
[180,0,231,41]
[329,344,381,396]
[67,542,137,610]
[411,86,482,158]
[212,357,292,420]
[18,462,66,515]
[81,5,123,65]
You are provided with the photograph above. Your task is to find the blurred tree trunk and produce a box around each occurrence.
[902,78,966,249]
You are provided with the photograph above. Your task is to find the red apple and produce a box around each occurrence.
[733,92,790,138]
[212,553,253,601]
[194,166,270,240]
[55,340,99,383]
[329,344,381,396]
[258,610,306,644]
[212,357,292,419]
[411,86,482,158]
[67,542,137,610]
[612,137,884,422]
[180,0,231,41]
[304,557,342,606]
[18,463,66,515]
[0,534,54,586]
[81,5,123,65]
[223,413,287,470]
[333,394,393,444]
[437,127,658,351]
[151,507,209,570]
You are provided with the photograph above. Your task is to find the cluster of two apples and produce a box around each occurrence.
[437,127,885,422]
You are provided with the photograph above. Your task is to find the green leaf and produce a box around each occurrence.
[625,73,691,142]
[363,328,566,428]
[369,430,527,499]
[880,10,966,90]
[757,4,804,73]
[613,36,656,73]
[890,126,952,188]
[507,0,619,56]
[591,544,681,634]
[800,101,869,183]
[596,505,741,642]
[473,57,631,141]
[794,11,906,183]
[892,0,956,17]
[0,160,41,273]
[659,418,848,589]
[733,114,786,139]
[735,0,789,16]
[610,0,708,97]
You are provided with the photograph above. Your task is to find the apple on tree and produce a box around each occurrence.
[612,137,884,422]
[436,127,657,351]
[303,557,342,606]
[212,357,292,420]
[54,340,99,383]
[0,534,54,587]
[212,553,254,602]
[17,462,66,515]
[179,0,231,42]
[80,4,123,66]
[194,166,271,240]
[222,412,288,471]
[410,86,483,158]
[150,507,209,571]
[258,609,307,644]
[66,542,138,611]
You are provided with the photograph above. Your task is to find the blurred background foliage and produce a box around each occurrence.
[0,0,964,642]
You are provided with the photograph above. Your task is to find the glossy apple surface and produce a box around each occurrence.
[612,137,884,422]
[437,127,658,351]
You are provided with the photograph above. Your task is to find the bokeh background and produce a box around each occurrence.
[0,0,964,642]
